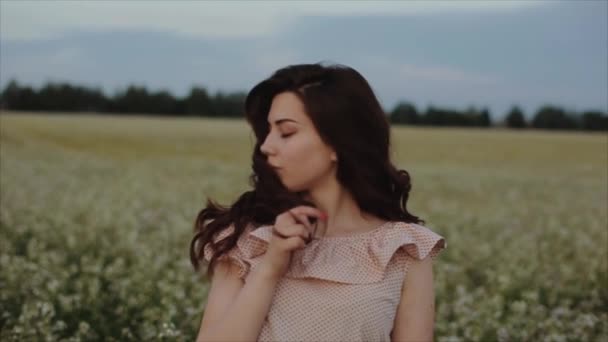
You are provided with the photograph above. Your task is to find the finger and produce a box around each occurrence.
[275,210,309,233]
[271,226,289,239]
[282,235,307,251]
[275,210,300,227]
[292,215,315,243]
[288,210,313,232]
[274,223,311,242]
[288,207,326,233]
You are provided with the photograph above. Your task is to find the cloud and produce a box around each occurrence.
[397,63,498,85]
[47,47,85,66]
[0,0,543,41]
[2,1,604,117]
[358,54,498,86]
[0,2,286,41]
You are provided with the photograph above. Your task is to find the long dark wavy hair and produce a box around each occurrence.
[190,62,425,278]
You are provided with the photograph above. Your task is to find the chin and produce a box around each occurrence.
[284,184,305,193]
[280,179,307,193]
[286,181,318,194]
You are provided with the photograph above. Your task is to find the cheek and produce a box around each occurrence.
[284,140,330,169]
[278,140,333,190]
[284,139,318,162]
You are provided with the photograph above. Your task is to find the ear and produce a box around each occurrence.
[330,151,337,162]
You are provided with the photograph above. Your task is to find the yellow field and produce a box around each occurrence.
[1,111,606,341]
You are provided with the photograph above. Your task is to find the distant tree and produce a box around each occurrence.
[532,105,579,130]
[149,89,180,115]
[581,111,608,131]
[0,80,21,109]
[113,85,150,114]
[35,82,107,112]
[211,91,246,118]
[390,102,419,125]
[423,106,447,126]
[185,86,212,116]
[479,108,491,127]
[1,80,38,111]
[505,106,526,128]
[2,79,606,133]
[462,106,476,126]
[424,105,489,127]
[174,98,187,115]
[464,106,492,127]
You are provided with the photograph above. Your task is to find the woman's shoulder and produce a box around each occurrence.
[389,221,447,261]
[233,221,446,284]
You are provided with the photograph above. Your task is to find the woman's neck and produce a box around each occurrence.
[303,178,383,238]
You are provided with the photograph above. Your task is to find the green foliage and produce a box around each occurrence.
[505,106,526,128]
[185,87,211,117]
[390,101,419,125]
[3,80,607,131]
[581,111,608,131]
[389,103,493,127]
[532,105,580,130]
[1,112,606,341]
[0,80,246,118]
[410,105,492,127]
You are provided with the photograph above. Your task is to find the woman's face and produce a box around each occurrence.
[260,91,337,192]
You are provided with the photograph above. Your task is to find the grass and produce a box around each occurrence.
[1,111,606,341]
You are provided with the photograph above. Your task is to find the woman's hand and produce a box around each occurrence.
[258,206,327,280]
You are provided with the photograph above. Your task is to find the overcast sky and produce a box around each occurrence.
[1,0,606,119]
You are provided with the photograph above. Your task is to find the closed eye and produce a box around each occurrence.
[281,133,295,138]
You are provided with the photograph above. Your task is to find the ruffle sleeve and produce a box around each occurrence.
[202,224,258,280]
[241,221,447,284]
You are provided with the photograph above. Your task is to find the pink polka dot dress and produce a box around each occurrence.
[203,221,447,342]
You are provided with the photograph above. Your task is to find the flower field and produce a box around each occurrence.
[1,112,606,341]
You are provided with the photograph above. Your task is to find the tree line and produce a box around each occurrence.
[1,80,606,131]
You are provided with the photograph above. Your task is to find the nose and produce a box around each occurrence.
[260,134,275,156]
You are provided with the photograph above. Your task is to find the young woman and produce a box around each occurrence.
[190,62,447,342]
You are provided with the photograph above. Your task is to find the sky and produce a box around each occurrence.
[1,0,606,120]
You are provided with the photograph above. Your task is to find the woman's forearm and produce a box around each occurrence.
[198,266,279,342]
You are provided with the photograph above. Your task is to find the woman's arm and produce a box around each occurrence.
[391,256,436,342]
[197,261,280,342]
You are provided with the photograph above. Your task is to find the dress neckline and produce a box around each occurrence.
[312,221,393,241]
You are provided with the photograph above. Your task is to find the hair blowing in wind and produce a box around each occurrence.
[190,62,424,278]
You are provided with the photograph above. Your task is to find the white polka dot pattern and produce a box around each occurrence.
[203,221,447,341]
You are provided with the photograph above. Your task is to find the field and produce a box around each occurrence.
[1,111,606,341]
